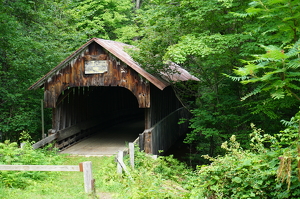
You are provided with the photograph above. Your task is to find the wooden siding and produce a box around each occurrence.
[149,84,183,127]
[44,42,150,109]
[139,84,189,154]
[150,107,190,155]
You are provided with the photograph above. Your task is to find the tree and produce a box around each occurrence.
[129,0,300,165]
[70,0,138,43]
[130,0,260,164]
[227,0,300,185]
[0,0,78,141]
[229,0,300,102]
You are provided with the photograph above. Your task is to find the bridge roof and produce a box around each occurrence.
[29,38,198,90]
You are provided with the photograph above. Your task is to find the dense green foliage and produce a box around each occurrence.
[70,0,138,43]
[0,132,62,188]
[0,0,78,141]
[190,122,300,198]
[95,148,191,198]
[130,0,300,165]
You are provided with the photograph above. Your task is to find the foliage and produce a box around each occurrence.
[130,0,300,165]
[129,0,266,165]
[0,132,62,188]
[0,153,193,199]
[0,0,78,141]
[229,41,300,102]
[70,0,138,43]
[95,147,192,198]
[190,123,300,198]
[226,0,300,111]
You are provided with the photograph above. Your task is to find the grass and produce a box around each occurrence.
[0,152,191,199]
[0,155,115,199]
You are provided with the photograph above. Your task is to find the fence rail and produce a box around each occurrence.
[0,165,80,172]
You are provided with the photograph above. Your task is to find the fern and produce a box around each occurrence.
[241,84,265,101]
[223,73,249,81]
[270,89,285,99]
[287,58,300,69]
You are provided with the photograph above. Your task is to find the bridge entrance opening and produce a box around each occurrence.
[56,86,145,155]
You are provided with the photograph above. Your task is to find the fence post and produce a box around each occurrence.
[20,143,26,148]
[80,161,94,193]
[117,150,123,174]
[129,142,134,169]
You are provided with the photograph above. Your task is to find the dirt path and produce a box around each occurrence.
[60,119,144,156]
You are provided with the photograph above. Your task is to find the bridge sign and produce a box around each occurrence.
[85,60,108,74]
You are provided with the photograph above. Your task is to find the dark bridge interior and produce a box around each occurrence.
[55,86,145,150]
[83,86,143,121]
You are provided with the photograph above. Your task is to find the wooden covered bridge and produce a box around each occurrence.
[29,38,198,155]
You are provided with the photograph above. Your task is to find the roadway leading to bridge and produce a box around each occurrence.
[59,119,144,156]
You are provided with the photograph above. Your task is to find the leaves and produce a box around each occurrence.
[190,122,300,198]
[231,40,300,101]
[70,0,135,41]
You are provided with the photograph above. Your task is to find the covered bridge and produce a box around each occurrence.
[29,38,198,155]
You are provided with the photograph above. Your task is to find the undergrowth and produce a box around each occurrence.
[95,149,192,198]
[0,131,63,188]
[189,122,300,199]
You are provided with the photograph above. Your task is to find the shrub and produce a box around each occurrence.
[95,147,192,198]
[190,124,300,198]
[0,131,63,188]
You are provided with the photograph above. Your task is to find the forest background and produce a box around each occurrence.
[1,0,300,197]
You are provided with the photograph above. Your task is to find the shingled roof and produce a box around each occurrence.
[29,38,198,90]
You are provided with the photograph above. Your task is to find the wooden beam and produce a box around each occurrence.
[0,165,80,172]
[0,161,94,193]
[32,134,57,149]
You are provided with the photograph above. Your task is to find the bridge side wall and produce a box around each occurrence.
[150,107,190,155]
[142,85,190,154]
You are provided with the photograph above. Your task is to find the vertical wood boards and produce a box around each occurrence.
[150,107,191,155]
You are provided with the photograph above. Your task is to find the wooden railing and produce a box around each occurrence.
[139,107,191,155]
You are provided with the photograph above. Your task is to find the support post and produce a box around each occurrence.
[41,99,45,139]
[117,150,123,174]
[129,142,134,169]
[80,161,94,193]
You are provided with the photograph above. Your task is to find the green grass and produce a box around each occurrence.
[0,155,115,199]
[0,152,191,199]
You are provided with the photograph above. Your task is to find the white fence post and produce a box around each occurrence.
[117,150,123,174]
[20,143,26,148]
[80,161,94,193]
[129,142,134,169]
